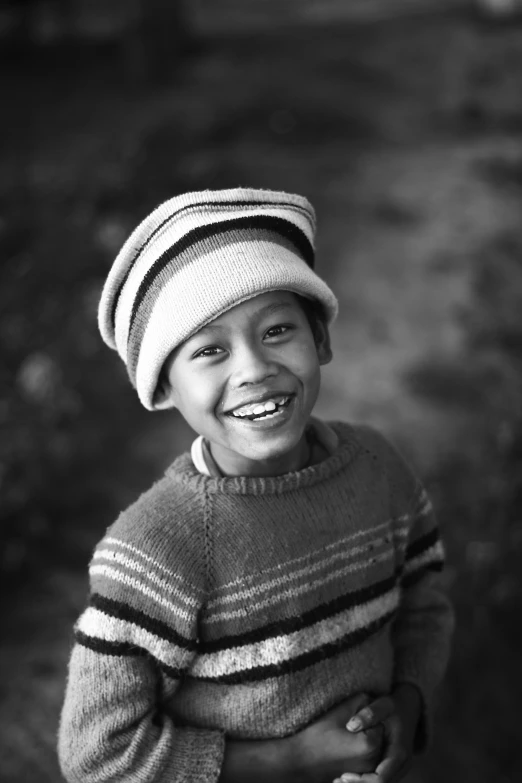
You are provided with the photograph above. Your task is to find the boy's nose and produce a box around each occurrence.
[230,346,279,387]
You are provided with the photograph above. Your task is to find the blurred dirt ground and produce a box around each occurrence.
[1,8,522,782]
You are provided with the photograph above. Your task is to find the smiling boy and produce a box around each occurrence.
[58,188,453,783]
[161,290,330,477]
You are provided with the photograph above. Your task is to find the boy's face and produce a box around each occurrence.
[164,290,332,477]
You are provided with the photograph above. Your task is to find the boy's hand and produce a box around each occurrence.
[331,684,422,783]
[292,693,385,783]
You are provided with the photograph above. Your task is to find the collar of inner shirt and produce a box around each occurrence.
[191,418,338,478]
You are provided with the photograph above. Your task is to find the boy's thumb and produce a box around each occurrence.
[346,696,395,732]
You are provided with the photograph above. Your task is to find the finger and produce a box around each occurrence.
[346,696,395,732]
[375,718,408,782]
[376,755,410,783]
[342,691,372,715]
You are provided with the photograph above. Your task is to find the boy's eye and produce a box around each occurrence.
[193,346,223,359]
[264,324,292,339]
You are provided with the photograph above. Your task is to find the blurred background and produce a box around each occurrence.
[1,1,522,781]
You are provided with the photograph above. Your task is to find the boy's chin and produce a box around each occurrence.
[226,432,306,466]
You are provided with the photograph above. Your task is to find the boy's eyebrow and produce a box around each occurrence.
[194,301,294,334]
[255,301,294,318]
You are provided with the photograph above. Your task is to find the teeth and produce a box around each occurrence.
[232,396,287,418]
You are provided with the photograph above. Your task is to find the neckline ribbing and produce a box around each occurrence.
[166,421,362,496]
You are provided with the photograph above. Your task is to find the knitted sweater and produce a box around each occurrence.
[58,421,453,783]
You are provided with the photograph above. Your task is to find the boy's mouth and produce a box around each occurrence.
[228,394,293,421]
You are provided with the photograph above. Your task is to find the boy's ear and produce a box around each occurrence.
[315,321,333,365]
[153,378,170,406]
[154,369,174,406]
[154,351,178,406]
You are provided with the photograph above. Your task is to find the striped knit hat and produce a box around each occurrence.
[98,187,339,410]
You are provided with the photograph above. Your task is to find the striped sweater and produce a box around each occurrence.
[58,421,453,783]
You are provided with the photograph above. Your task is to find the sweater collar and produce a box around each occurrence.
[191,417,339,479]
[168,420,361,496]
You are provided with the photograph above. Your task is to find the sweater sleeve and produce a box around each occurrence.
[351,423,454,751]
[391,481,455,751]
[58,493,225,783]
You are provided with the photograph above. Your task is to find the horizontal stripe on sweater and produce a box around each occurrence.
[204,571,399,652]
[91,549,199,610]
[100,537,202,597]
[76,591,399,684]
[192,586,399,678]
[405,526,440,562]
[405,537,444,574]
[76,571,400,678]
[76,608,396,685]
[74,629,187,680]
[74,630,162,663]
[402,538,445,590]
[198,609,396,683]
[86,528,443,641]
[209,518,401,601]
[205,548,396,624]
[85,593,196,650]
[76,605,194,671]
[89,564,195,625]
[85,524,441,654]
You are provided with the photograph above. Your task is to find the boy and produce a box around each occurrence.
[59,188,453,783]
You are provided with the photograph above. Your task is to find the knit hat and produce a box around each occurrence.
[98,187,338,410]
